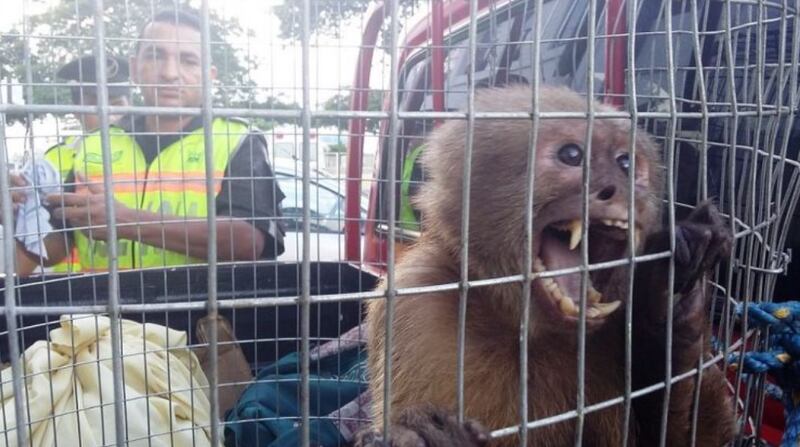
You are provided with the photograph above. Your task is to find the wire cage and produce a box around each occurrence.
[0,0,798,446]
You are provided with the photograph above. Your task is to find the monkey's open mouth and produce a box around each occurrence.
[534,218,640,320]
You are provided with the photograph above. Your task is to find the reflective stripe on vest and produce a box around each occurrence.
[72,118,249,270]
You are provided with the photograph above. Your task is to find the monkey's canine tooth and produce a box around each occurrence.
[586,307,603,318]
[559,297,579,317]
[588,286,602,304]
[568,219,583,250]
[533,256,546,272]
[589,300,622,318]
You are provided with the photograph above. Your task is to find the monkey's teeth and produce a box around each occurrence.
[535,261,614,319]
[590,300,622,317]
[580,300,622,319]
[602,219,628,230]
[588,286,602,304]
[601,218,630,230]
[586,306,603,318]
[559,296,580,317]
[634,229,642,250]
[568,219,583,250]
[533,256,546,272]
[553,289,619,319]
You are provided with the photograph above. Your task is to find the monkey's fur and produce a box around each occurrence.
[357,86,736,446]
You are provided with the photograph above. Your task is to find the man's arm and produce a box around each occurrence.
[51,188,266,262]
[15,234,69,276]
[118,211,265,262]
[214,132,285,258]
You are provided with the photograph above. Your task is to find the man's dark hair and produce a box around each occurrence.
[134,9,203,54]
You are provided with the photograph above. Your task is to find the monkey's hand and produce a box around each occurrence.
[354,405,489,447]
[669,202,732,297]
[634,201,732,343]
[631,202,734,446]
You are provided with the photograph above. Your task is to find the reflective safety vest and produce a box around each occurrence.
[72,118,249,270]
[45,135,79,178]
[44,136,82,273]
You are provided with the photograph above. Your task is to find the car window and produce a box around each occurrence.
[442,7,518,110]
[377,0,564,238]
[272,141,296,159]
[277,174,345,233]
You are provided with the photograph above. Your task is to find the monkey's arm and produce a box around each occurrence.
[358,294,491,447]
[630,202,735,447]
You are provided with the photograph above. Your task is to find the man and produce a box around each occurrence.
[12,9,284,275]
[42,53,132,273]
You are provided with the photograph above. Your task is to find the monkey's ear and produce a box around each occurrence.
[634,154,651,188]
[633,132,662,189]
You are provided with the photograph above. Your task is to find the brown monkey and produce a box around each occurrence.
[356,86,736,446]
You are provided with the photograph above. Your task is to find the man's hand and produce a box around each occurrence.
[48,175,133,241]
[2,174,29,220]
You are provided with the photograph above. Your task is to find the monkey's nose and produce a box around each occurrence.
[596,185,616,201]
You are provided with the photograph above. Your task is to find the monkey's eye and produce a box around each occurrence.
[557,144,583,167]
[616,153,630,173]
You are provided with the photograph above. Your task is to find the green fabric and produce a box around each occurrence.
[399,144,424,231]
[224,344,367,447]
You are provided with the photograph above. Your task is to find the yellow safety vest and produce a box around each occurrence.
[45,135,79,178]
[44,136,82,273]
[72,118,249,271]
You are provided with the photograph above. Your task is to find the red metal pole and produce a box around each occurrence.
[605,0,627,106]
[345,2,385,262]
[432,0,445,120]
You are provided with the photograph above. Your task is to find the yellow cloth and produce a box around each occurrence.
[0,314,215,447]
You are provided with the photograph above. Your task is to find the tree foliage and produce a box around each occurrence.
[316,90,384,133]
[273,0,421,41]
[273,0,421,133]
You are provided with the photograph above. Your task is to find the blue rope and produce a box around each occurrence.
[730,301,800,447]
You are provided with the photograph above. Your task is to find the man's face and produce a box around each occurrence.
[76,92,129,131]
[130,22,216,108]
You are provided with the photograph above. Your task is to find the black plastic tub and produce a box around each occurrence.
[0,262,377,368]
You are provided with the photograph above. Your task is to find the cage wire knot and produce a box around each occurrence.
[730,302,800,447]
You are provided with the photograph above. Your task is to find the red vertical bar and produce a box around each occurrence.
[431,0,445,120]
[605,0,627,106]
[346,3,386,262]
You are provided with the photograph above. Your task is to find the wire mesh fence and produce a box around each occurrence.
[0,0,798,446]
